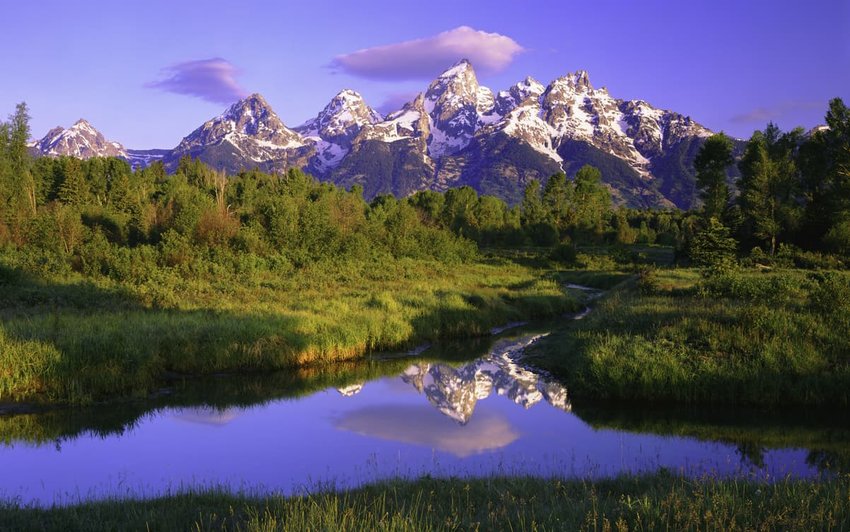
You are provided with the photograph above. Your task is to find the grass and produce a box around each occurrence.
[526,267,850,407]
[1,472,848,531]
[0,255,579,406]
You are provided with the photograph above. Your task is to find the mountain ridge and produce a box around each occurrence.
[31,61,725,209]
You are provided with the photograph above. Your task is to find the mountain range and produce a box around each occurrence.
[31,60,723,209]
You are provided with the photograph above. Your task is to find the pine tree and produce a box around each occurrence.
[737,125,802,255]
[689,217,738,274]
[694,133,734,221]
[58,157,90,206]
[541,172,574,233]
[5,103,36,215]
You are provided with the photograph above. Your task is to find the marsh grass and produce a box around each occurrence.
[0,256,578,405]
[1,473,848,531]
[526,268,850,407]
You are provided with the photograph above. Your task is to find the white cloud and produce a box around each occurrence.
[146,58,248,105]
[330,26,524,81]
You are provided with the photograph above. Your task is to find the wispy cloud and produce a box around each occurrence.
[377,91,420,115]
[330,26,524,81]
[146,58,248,105]
[731,100,824,124]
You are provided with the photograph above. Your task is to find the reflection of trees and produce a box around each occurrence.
[573,403,850,476]
[736,442,765,470]
[806,450,850,475]
[0,358,412,445]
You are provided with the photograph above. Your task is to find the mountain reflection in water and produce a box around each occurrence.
[336,334,570,425]
[333,334,571,456]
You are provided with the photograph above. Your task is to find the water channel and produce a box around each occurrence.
[1,326,847,505]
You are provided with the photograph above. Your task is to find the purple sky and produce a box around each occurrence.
[1,0,847,149]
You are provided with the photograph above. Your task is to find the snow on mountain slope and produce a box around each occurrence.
[32,60,717,208]
[32,119,127,159]
[171,93,306,165]
[295,89,382,173]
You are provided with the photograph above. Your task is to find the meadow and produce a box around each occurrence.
[528,267,850,407]
[0,252,577,406]
[2,473,848,531]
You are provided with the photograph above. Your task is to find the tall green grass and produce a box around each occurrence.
[0,257,578,405]
[2,473,848,531]
[527,268,850,407]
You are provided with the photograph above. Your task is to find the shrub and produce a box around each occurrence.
[549,243,577,266]
[808,272,850,314]
[689,218,737,275]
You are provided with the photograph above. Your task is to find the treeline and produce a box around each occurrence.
[2,98,849,282]
[691,97,850,269]
[0,102,681,281]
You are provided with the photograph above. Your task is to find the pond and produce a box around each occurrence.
[1,327,848,506]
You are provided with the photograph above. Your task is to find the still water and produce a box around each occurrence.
[0,330,846,505]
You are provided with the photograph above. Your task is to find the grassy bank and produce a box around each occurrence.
[0,255,578,406]
[527,268,850,407]
[2,473,848,531]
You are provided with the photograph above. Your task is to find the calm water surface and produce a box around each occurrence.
[0,330,846,505]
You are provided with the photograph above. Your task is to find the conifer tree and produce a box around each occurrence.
[58,157,90,206]
[694,133,734,221]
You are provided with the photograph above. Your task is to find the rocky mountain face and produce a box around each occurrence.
[163,93,313,173]
[32,119,127,159]
[32,61,721,209]
[294,89,383,174]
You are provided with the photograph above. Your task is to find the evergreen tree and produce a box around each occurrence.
[737,125,802,255]
[6,103,36,215]
[689,217,738,274]
[58,157,90,206]
[541,172,574,234]
[572,165,611,241]
[799,98,850,251]
[520,180,546,227]
[694,133,734,221]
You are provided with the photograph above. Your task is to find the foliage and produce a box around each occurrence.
[688,217,738,274]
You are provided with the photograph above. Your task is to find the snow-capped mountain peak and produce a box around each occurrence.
[32,60,718,209]
[168,93,310,171]
[296,89,382,144]
[295,89,383,173]
[423,59,485,158]
[33,119,126,159]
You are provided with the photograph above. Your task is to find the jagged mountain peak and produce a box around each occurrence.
[424,60,483,158]
[168,93,308,172]
[297,89,382,141]
[548,70,593,93]
[218,93,289,135]
[33,118,125,159]
[518,76,545,94]
[33,60,718,209]
[494,76,546,116]
[426,59,479,101]
[440,58,474,76]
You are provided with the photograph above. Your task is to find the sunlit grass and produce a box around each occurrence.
[0,257,578,405]
[527,268,850,406]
